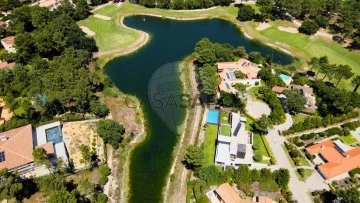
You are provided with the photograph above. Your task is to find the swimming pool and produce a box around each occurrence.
[45,126,63,144]
[357,132,360,137]
[279,74,291,82]
[207,109,219,124]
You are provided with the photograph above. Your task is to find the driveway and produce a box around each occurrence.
[245,96,271,119]
[266,114,313,203]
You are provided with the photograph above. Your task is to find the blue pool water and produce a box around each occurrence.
[357,132,360,137]
[279,74,291,82]
[45,126,63,144]
[207,109,219,124]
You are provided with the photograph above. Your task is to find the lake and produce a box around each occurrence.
[104,15,292,203]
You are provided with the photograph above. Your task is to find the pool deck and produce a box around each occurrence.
[351,127,360,143]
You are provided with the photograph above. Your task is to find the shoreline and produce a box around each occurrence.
[95,6,297,202]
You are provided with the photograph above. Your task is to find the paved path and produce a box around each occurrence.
[267,114,313,203]
[245,95,271,119]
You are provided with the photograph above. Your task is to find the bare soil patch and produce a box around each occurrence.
[94,14,111,20]
[80,26,95,36]
[0,99,13,124]
[256,22,271,31]
[278,26,299,33]
[62,120,105,169]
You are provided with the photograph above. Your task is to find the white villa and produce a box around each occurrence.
[215,112,253,169]
[216,58,261,94]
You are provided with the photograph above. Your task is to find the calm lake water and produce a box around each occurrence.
[104,15,292,203]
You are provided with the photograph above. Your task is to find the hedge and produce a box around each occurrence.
[283,111,359,135]
[261,136,276,164]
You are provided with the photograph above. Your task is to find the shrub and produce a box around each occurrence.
[252,143,259,150]
[255,81,259,86]
[299,19,319,35]
[98,165,111,177]
[99,175,108,186]
[237,5,256,21]
[90,101,109,118]
[253,154,263,162]
[349,167,360,178]
[197,165,226,185]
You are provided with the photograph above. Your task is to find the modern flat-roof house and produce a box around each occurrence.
[216,58,261,94]
[1,36,16,53]
[0,122,69,174]
[272,84,316,113]
[215,112,253,169]
[305,140,360,179]
[207,183,273,203]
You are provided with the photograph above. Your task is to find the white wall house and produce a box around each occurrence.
[215,112,254,169]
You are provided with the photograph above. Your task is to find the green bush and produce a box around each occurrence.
[253,154,263,162]
[99,175,108,186]
[98,165,111,177]
[349,167,360,177]
[252,143,259,150]
[299,19,320,35]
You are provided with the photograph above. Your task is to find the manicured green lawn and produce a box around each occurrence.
[249,86,261,98]
[203,124,218,165]
[253,133,270,164]
[78,16,140,51]
[221,111,229,124]
[220,125,231,136]
[292,114,310,124]
[253,20,360,90]
[259,180,280,192]
[339,135,358,145]
[244,114,253,131]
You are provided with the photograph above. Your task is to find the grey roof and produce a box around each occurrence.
[237,144,246,153]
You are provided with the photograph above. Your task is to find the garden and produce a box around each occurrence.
[203,124,218,166]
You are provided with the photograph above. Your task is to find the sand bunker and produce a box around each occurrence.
[256,22,271,31]
[80,26,95,36]
[278,26,299,33]
[94,14,111,20]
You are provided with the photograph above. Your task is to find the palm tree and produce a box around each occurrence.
[351,75,360,92]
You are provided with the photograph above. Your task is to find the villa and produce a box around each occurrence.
[0,121,69,175]
[207,183,273,203]
[305,139,360,180]
[214,112,253,169]
[216,58,261,94]
[272,84,316,113]
[1,36,16,53]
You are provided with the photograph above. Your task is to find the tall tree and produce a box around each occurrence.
[183,145,204,169]
[97,119,125,149]
[252,114,273,134]
[256,0,273,21]
[351,75,360,92]
[80,144,92,169]
[334,64,354,86]
[283,90,307,113]
[32,147,51,170]
[199,64,220,95]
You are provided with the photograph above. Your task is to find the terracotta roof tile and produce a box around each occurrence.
[1,36,15,46]
[0,125,34,170]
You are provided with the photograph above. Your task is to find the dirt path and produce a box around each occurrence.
[104,146,118,203]
[285,117,360,138]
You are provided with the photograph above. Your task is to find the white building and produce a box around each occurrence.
[215,112,253,169]
[1,36,16,53]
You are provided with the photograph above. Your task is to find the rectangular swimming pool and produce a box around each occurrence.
[279,74,291,82]
[45,126,63,144]
[207,109,219,124]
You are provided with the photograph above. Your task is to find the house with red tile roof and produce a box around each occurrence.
[0,122,69,174]
[1,36,16,53]
[272,84,317,113]
[216,59,261,94]
[305,140,360,179]
[207,183,274,203]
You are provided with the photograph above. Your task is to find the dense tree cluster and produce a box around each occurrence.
[311,80,360,116]
[183,145,204,170]
[283,111,358,135]
[258,68,286,87]
[131,0,232,10]
[0,4,106,131]
[283,90,306,113]
[97,119,125,149]
[257,87,285,124]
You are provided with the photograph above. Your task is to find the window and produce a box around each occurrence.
[0,151,5,162]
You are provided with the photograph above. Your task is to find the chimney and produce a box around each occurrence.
[321,145,325,149]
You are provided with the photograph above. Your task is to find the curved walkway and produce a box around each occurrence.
[245,95,271,119]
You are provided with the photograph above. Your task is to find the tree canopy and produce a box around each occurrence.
[283,90,307,113]
[183,145,204,169]
[97,119,125,149]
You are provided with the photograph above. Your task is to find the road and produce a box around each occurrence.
[267,114,313,203]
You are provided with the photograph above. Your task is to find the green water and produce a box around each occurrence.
[104,15,292,203]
